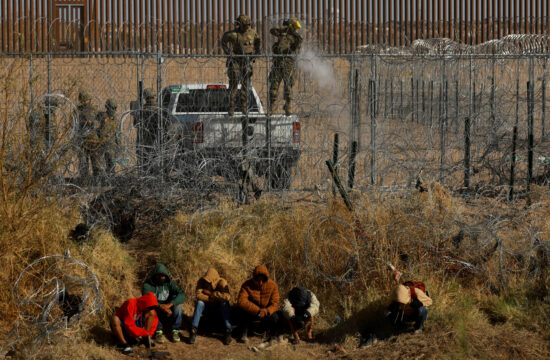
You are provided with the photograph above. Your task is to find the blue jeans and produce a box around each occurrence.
[156,304,183,331]
[191,300,232,332]
[402,306,428,330]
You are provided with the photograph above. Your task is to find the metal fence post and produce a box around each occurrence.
[527,80,534,194]
[542,57,547,139]
[156,51,163,177]
[509,79,519,201]
[440,58,447,183]
[266,54,272,191]
[370,78,376,185]
[29,53,34,107]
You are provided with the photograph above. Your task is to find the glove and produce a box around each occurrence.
[410,298,423,309]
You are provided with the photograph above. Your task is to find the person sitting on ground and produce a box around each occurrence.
[385,270,432,334]
[189,268,232,345]
[236,265,280,343]
[281,286,320,344]
[110,292,159,355]
[142,263,186,343]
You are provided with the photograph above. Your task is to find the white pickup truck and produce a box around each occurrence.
[160,83,301,189]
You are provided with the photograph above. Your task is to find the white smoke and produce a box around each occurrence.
[297,48,337,88]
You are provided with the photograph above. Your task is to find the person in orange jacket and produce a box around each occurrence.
[110,292,159,355]
[236,265,280,343]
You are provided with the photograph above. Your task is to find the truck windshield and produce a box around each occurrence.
[175,89,259,113]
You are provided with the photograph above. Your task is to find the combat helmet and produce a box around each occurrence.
[286,18,301,33]
[78,90,92,103]
[143,88,155,101]
[105,98,117,111]
[235,14,252,28]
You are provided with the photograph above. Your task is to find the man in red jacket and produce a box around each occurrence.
[110,292,159,354]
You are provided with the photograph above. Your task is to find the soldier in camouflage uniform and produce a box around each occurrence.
[27,97,59,155]
[76,90,100,182]
[268,18,303,116]
[96,99,119,176]
[221,14,261,115]
[137,89,160,173]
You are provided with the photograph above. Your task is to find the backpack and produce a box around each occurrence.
[403,281,428,299]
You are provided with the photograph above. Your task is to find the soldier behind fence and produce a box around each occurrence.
[221,14,261,116]
[135,89,160,173]
[96,99,119,176]
[27,97,59,158]
[268,18,303,116]
[76,90,100,183]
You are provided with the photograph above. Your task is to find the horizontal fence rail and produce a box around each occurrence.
[0,1,550,54]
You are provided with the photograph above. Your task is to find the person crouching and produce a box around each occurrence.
[281,286,320,344]
[110,292,159,355]
[385,271,432,334]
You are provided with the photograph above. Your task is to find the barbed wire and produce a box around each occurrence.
[2,255,102,357]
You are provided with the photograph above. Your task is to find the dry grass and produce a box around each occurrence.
[149,184,549,357]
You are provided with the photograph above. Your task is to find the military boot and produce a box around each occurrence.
[268,98,276,114]
[284,102,292,116]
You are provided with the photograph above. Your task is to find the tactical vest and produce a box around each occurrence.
[235,30,256,54]
[273,31,299,55]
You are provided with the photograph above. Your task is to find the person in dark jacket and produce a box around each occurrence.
[189,268,232,345]
[110,292,159,355]
[280,286,320,344]
[142,263,186,343]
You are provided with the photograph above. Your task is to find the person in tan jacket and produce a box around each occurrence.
[189,268,232,345]
[385,271,432,334]
[236,265,280,342]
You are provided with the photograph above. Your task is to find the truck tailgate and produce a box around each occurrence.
[176,114,299,149]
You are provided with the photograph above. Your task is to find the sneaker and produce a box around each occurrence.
[154,330,165,344]
[239,333,248,344]
[414,328,423,335]
[359,334,378,348]
[188,329,197,344]
[171,329,181,343]
[223,330,232,345]
[122,345,132,355]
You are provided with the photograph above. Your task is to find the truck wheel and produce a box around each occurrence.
[270,162,292,190]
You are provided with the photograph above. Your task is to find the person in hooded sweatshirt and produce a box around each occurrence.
[189,268,232,345]
[110,292,159,355]
[280,286,320,344]
[236,264,280,343]
[142,263,186,343]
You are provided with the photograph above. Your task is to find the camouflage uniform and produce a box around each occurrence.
[96,99,118,176]
[27,98,59,155]
[76,91,100,182]
[268,18,302,115]
[137,89,160,173]
[221,14,261,115]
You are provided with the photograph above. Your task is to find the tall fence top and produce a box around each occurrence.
[1,0,550,55]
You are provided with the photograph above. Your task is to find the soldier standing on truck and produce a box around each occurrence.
[221,14,261,116]
[76,90,100,183]
[268,18,303,116]
[96,99,118,177]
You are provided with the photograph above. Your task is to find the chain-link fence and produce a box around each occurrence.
[3,53,550,207]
